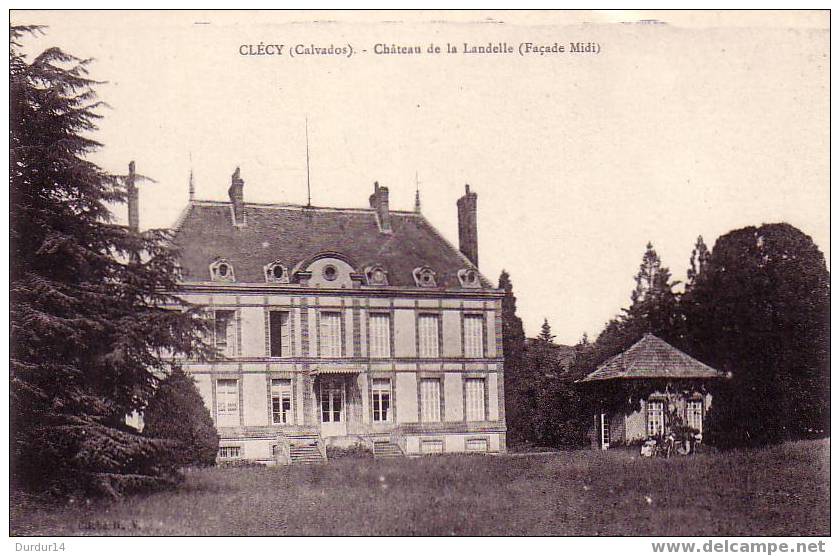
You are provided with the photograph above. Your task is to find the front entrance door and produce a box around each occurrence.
[320,377,346,437]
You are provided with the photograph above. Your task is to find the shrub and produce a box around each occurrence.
[143,368,219,467]
[326,443,373,459]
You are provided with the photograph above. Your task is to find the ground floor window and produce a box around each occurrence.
[216,378,239,427]
[420,378,442,422]
[372,378,391,422]
[686,399,704,433]
[219,446,241,459]
[321,378,343,423]
[465,378,486,421]
[271,379,293,424]
[647,400,664,436]
[600,412,611,449]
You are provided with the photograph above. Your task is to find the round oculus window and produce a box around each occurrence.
[217,263,228,277]
[272,265,284,279]
[323,265,338,281]
[466,270,476,283]
[372,269,385,282]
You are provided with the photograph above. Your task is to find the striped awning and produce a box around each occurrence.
[309,368,362,376]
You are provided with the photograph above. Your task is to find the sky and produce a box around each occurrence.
[12,10,829,344]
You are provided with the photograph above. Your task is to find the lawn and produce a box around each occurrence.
[10,439,829,536]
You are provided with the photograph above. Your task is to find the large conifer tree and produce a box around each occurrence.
[10,26,210,496]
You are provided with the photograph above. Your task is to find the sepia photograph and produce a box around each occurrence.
[7,8,830,545]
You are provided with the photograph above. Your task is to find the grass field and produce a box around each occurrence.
[10,439,829,536]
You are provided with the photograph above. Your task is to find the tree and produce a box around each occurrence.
[144,368,219,467]
[683,223,830,446]
[10,26,210,496]
[537,318,555,343]
[685,235,710,292]
[498,270,528,444]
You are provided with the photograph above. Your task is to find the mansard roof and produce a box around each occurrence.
[171,200,490,289]
[579,334,727,382]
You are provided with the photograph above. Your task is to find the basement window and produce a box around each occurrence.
[218,446,241,459]
[466,438,488,452]
[421,440,444,454]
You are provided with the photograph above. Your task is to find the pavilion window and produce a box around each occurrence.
[686,399,704,433]
[647,400,664,437]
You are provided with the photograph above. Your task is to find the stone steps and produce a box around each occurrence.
[373,441,404,459]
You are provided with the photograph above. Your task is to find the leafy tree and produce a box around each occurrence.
[144,368,219,467]
[683,223,830,446]
[10,26,210,496]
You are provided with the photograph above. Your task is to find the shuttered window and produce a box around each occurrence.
[465,378,486,421]
[372,378,391,422]
[647,400,664,437]
[686,400,703,433]
[464,314,485,358]
[418,314,440,358]
[420,378,441,422]
[320,312,342,357]
[271,379,293,424]
[369,314,391,358]
[214,310,236,357]
[269,311,291,357]
[216,379,239,427]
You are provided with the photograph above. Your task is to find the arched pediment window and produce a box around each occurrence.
[210,259,235,282]
[365,265,389,286]
[413,266,437,288]
[457,268,481,288]
[264,261,289,283]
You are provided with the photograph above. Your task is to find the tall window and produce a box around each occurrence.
[369,314,391,358]
[320,312,342,357]
[321,379,343,423]
[686,399,703,433]
[465,378,486,421]
[214,310,236,357]
[647,400,664,437]
[269,311,291,357]
[420,378,442,422]
[216,379,239,427]
[418,314,440,358]
[600,413,611,449]
[464,314,485,358]
[271,379,293,424]
[372,378,391,422]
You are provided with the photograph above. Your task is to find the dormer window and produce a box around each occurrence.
[457,268,481,288]
[365,265,389,286]
[413,266,437,288]
[210,259,235,282]
[264,261,289,283]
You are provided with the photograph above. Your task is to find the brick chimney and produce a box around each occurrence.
[228,167,245,226]
[127,160,139,232]
[457,184,478,266]
[369,181,392,233]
